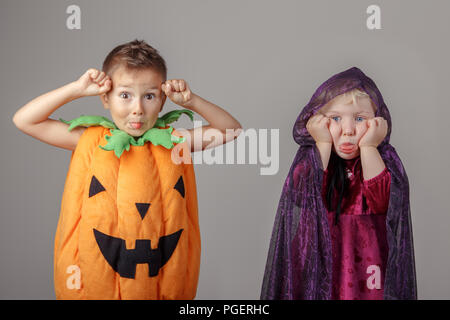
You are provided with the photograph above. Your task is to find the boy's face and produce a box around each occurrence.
[101,65,166,137]
[320,94,375,160]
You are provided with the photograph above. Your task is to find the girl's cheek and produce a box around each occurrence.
[358,122,369,134]
[356,123,369,141]
[329,123,340,139]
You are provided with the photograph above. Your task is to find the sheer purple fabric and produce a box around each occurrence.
[261,67,417,299]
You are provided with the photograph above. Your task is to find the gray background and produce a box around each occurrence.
[1,0,449,299]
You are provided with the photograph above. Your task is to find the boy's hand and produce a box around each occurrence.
[306,113,332,144]
[358,117,388,148]
[75,69,112,97]
[162,79,193,107]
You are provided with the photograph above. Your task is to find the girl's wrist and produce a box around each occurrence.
[359,145,378,150]
[316,141,332,147]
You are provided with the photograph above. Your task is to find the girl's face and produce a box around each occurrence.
[320,93,376,160]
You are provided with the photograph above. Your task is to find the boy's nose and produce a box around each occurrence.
[132,101,144,115]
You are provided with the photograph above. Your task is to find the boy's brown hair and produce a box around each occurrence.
[102,39,167,79]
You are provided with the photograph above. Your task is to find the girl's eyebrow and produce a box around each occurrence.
[357,111,373,115]
[323,110,372,115]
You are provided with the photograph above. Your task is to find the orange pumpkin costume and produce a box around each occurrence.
[53,116,200,299]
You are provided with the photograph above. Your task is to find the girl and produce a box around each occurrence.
[261,67,416,300]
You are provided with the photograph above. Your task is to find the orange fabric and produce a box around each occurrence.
[54,127,200,299]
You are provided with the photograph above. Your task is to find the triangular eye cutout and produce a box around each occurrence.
[89,175,106,198]
[174,176,185,198]
[135,203,151,220]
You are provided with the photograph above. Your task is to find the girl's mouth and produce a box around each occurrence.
[339,143,356,154]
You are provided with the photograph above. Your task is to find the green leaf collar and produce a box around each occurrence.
[60,110,193,158]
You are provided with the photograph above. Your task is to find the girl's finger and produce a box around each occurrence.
[319,116,329,125]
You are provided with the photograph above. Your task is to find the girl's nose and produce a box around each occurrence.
[341,119,356,136]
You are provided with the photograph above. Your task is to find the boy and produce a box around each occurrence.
[13,40,241,299]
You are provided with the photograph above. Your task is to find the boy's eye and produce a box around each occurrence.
[356,116,365,122]
[119,92,130,99]
[145,93,155,100]
[331,116,340,122]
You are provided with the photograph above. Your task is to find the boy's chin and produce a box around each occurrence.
[125,127,148,137]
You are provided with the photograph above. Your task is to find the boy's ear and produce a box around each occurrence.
[160,94,166,112]
[100,93,109,109]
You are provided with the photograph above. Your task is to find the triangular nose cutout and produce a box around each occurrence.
[135,203,151,220]
[174,176,185,198]
[89,175,105,198]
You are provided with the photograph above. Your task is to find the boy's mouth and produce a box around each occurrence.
[129,121,143,129]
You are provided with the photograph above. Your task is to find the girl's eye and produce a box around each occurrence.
[145,93,155,100]
[331,116,340,122]
[119,92,130,99]
[356,116,365,122]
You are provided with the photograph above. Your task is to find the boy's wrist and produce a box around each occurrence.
[67,81,85,100]
[181,92,200,110]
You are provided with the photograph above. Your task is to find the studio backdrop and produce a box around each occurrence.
[1,0,449,299]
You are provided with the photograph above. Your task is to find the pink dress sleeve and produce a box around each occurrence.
[362,167,391,214]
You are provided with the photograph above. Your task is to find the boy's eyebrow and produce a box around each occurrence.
[116,84,161,90]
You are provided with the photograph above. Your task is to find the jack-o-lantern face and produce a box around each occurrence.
[54,127,200,300]
[90,174,184,279]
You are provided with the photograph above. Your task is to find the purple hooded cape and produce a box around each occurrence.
[261,67,417,300]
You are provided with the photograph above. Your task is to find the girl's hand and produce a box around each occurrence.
[74,68,112,97]
[358,117,388,148]
[162,79,193,107]
[306,113,332,144]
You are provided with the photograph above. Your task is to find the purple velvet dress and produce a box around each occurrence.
[322,157,390,299]
[261,67,417,300]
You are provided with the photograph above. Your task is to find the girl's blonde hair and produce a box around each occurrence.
[341,88,377,111]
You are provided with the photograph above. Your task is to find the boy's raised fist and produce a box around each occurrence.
[75,68,112,97]
[162,79,192,107]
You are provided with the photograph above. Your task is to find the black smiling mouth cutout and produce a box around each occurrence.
[89,174,186,279]
[93,228,183,279]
